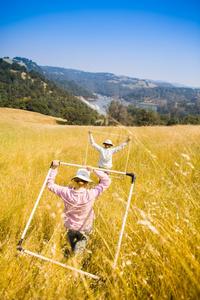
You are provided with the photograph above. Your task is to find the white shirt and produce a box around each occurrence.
[89,134,128,169]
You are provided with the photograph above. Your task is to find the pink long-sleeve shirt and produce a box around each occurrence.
[47,169,111,233]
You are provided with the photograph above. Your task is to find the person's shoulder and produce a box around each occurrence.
[63,186,73,194]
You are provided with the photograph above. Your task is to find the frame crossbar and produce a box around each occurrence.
[60,161,127,175]
[22,249,100,280]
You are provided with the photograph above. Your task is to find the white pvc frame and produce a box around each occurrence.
[17,161,136,280]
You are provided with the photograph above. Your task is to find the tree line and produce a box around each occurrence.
[108,100,200,126]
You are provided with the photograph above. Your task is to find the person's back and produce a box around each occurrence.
[47,161,111,254]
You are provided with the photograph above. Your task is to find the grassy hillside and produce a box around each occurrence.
[0,108,200,299]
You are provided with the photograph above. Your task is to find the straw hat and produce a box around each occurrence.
[103,139,113,146]
[72,168,92,182]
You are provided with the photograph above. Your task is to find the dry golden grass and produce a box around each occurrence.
[0,108,200,299]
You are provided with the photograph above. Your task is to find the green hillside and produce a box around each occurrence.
[0,58,100,125]
[14,56,94,98]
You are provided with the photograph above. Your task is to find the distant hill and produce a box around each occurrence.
[41,65,196,97]
[1,56,200,125]
[13,56,42,73]
[41,65,200,116]
[41,65,171,97]
[13,57,94,98]
[11,57,200,116]
[0,58,100,125]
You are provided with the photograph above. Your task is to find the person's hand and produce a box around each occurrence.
[126,136,131,143]
[51,160,60,169]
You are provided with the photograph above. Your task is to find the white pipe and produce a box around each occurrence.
[83,138,89,165]
[124,141,131,173]
[21,168,52,240]
[60,161,127,175]
[113,181,135,269]
[23,249,100,280]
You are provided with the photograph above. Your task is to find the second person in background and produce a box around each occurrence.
[89,131,131,169]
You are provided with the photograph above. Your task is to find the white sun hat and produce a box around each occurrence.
[73,168,92,182]
[103,139,113,146]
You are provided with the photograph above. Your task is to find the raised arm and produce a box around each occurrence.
[47,160,67,197]
[88,131,102,151]
[90,169,111,198]
[112,136,131,154]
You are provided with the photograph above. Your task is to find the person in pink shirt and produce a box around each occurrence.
[47,160,111,255]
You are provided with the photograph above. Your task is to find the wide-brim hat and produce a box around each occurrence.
[103,139,113,146]
[72,168,92,182]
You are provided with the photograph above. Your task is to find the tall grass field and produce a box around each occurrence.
[0,108,200,299]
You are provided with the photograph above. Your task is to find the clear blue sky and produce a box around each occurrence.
[0,0,200,87]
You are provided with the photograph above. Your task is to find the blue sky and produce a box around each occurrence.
[0,0,200,87]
